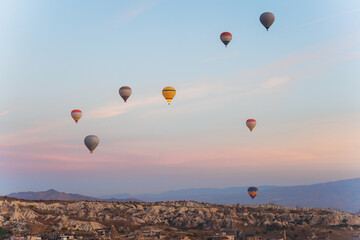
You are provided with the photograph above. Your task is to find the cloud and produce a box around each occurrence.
[116,1,158,25]
[0,142,109,173]
[87,79,229,119]
[179,80,223,99]
[338,52,360,62]
[231,34,360,97]
[88,104,129,119]
[87,95,160,119]
[300,8,360,27]
[0,111,8,116]
[0,119,68,145]
[260,77,289,89]
[259,33,360,74]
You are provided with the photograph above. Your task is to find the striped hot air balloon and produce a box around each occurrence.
[162,86,176,105]
[71,109,82,123]
[119,86,132,102]
[220,32,232,47]
[248,187,258,199]
[246,119,256,132]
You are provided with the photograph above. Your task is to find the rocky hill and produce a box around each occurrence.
[0,197,359,239]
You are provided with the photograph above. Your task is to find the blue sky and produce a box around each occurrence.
[0,0,359,196]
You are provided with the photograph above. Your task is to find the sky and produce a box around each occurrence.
[0,0,360,197]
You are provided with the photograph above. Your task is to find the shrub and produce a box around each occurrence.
[0,227,11,236]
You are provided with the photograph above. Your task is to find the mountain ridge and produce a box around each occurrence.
[7,178,360,213]
[101,178,360,213]
[7,189,142,203]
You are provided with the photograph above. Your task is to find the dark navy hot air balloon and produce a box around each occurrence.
[248,187,258,199]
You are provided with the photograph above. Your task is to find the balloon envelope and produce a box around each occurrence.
[162,86,176,105]
[248,187,258,199]
[220,32,232,47]
[84,135,99,153]
[71,109,82,123]
[119,86,132,102]
[246,119,256,132]
[260,12,275,30]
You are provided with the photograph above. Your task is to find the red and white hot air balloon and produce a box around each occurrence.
[246,119,256,132]
[220,32,232,47]
[71,109,82,123]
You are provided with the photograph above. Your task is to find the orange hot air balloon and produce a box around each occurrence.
[220,32,232,47]
[71,109,82,123]
[162,86,176,105]
[246,119,256,132]
[248,187,258,199]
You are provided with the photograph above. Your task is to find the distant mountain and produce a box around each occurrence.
[8,189,98,201]
[8,178,360,212]
[102,178,360,213]
[8,189,142,203]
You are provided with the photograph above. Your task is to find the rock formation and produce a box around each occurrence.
[0,197,359,238]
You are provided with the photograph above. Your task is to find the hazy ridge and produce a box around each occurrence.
[7,178,360,213]
[7,189,142,203]
[101,178,360,213]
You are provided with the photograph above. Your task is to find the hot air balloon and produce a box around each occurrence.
[71,109,82,123]
[246,119,256,132]
[220,32,232,47]
[84,135,99,154]
[260,12,275,31]
[119,86,132,102]
[248,187,258,199]
[162,86,176,105]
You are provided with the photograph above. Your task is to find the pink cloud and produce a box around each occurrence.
[0,119,68,144]
[87,96,160,119]
[0,111,8,117]
[260,77,289,89]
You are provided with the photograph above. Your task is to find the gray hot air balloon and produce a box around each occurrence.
[84,135,99,153]
[260,12,275,31]
[119,86,132,102]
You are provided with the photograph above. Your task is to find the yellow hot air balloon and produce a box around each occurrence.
[162,86,176,105]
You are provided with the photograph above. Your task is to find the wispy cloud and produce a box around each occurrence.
[260,77,289,89]
[87,95,160,119]
[179,80,223,99]
[116,1,158,25]
[88,104,129,119]
[232,34,360,96]
[0,119,68,145]
[338,52,360,62]
[0,111,8,117]
[300,8,360,27]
